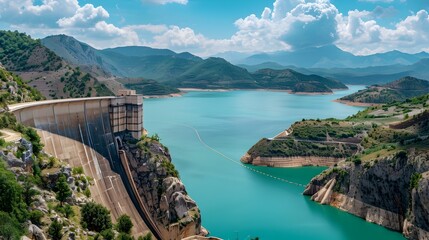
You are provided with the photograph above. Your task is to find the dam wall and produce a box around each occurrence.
[7,95,158,238]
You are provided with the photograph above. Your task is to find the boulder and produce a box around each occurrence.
[28,224,47,240]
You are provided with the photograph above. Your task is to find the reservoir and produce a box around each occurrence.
[144,86,405,240]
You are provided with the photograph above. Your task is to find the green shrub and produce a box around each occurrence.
[116,233,133,240]
[29,210,44,226]
[72,166,84,175]
[115,214,133,234]
[0,211,24,240]
[48,219,63,240]
[81,202,112,232]
[410,173,422,190]
[84,188,91,198]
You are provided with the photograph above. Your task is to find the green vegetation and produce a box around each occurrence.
[248,138,358,159]
[48,219,63,240]
[61,68,113,98]
[245,93,429,165]
[0,30,62,71]
[0,160,28,239]
[120,78,180,96]
[410,173,422,190]
[115,215,133,234]
[253,68,347,93]
[0,68,44,108]
[140,233,152,240]
[80,202,112,232]
[0,211,24,240]
[291,120,369,141]
[340,76,429,104]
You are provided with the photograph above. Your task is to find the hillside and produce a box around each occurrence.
[0,31,113,99]
[253,69,347,93]
[171,57,258,89]
[241,94,429,239]
[42,35,203,79]
[41,35,121,76]
[339,76,429,104]
[0,67,44,110]
[117,78,180,96]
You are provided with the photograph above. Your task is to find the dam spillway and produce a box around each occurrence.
[7,94,159,238]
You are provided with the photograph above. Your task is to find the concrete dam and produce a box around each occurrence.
[8,91,161,238]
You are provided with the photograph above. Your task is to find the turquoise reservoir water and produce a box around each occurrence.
[144,86,405,240]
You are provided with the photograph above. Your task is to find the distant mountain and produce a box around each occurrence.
[240,45,429,68]
[98,51,200,80]
[0,31,112,99]
[171,58,346,92]
[41,34,345,93]
[238,62,290,72]
[212,51,254,64]
[170,57,259,89]
[42,35,203,79]
[339,76,429,104]
[252,69,347,93]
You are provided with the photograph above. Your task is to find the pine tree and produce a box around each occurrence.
[55,174,72,205]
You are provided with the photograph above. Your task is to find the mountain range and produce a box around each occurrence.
[37,34,429,95]
[224,45,429,69]
[41,35,347,93]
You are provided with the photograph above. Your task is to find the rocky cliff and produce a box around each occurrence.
[304,149,429,239]
[301,95,429,239]
[120,133,207,239]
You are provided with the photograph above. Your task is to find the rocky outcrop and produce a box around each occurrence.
[304,149,429,239]
[121,134,205,240]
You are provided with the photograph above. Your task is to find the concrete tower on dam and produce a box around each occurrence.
[7,91,155,237]
[111,89,143,140]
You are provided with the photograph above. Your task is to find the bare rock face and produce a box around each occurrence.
[304,150,429,239]
[122,134,204,239]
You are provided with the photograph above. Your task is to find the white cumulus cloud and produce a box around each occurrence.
[57,4,109,28]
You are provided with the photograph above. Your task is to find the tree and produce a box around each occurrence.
[55,174,72,205]
[0,211,24,240]
[48,219,63,240]
[0,161,27,222]
[22,176,39,206]
[116,214,133,234]
[139,233,152,240]
[116,233,133,240]
[81,202,112,232]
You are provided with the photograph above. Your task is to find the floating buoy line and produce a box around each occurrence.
[144,119,306,188]
[179,123,306,188]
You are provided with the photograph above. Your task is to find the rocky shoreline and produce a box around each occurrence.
[241,153,343,167]
[303,150,429,240]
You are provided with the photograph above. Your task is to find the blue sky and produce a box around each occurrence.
[1,0,429,56]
